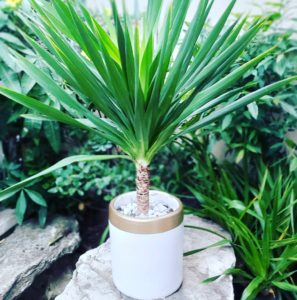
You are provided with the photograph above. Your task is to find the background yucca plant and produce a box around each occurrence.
[0,0,296,214]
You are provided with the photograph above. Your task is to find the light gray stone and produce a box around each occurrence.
[57,215,235,300]
[0,208,17,238]
[0,216,80,300]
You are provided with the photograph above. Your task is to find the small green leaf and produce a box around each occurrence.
[99,225,109,245]
[281,102,297,118]
[272,281,297,292]
[38,206,47,228]
[246,144,261,153]
[184,225,228,240]
[202,268,253,284]
[289,157,297,173]
[15,191,27,225]
[0,32,26,48]
[273,54,286,76]
[222,114,233,130]
[184,239,231,257]
[247,102,258,119]
[25,190,47,207]
[285,138,296,149]
[21,73,36,95]
[241,276,264,300]
[202,275,221,283]
[235,149,245,164]
[43,121,61,153]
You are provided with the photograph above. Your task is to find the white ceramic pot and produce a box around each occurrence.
[109,190,184,300]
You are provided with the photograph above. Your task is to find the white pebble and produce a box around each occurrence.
[117,201,175,218]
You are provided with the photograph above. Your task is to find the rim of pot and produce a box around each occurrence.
[109,190,183,234]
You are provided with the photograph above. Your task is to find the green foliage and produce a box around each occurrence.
[0,0,295,208]
[0,0,295,227]
[0,2,62,155]
[48,159,135,202]
[187,163,297,300]
[0,160,48,226]
[0,140,129,224]
[0,154,129,201]
[46,133,192,202]
[205,3,297,171]
[0,0,295,165]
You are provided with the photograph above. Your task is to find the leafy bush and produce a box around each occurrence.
[47,133,194,203]
[205,3,297,172]
[0,1,64,158]
[0,3,63,224]
[0,160,48,225]
[48,158,135,202]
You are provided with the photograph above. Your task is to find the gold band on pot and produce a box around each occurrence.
[109,193,183,234]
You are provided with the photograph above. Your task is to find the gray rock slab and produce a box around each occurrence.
[0,216,80,300]
[57,215,235,300]
[0,209,17,238]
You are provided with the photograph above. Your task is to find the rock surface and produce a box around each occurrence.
[57,215,235,300]
[44,263,75,300]
[0,216,80,300]
[0,208,17,238]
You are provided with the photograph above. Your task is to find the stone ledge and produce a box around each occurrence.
[0,216,80,300]
[0,208,17,238]
[57,214,235,300]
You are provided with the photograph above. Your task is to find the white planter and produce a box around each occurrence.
[109,190,184,300]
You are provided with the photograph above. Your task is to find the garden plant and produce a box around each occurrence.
[187,162,297,299]
[0,0,296,299]
[0,0,296,212]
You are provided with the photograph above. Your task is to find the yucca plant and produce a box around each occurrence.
[0,0,296,214]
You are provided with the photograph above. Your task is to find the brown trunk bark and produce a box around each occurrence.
[136,162,150,214]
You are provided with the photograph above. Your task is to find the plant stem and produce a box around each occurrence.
[136,161,150,214]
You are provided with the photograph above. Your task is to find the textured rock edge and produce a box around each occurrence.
[0,216,81,300]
